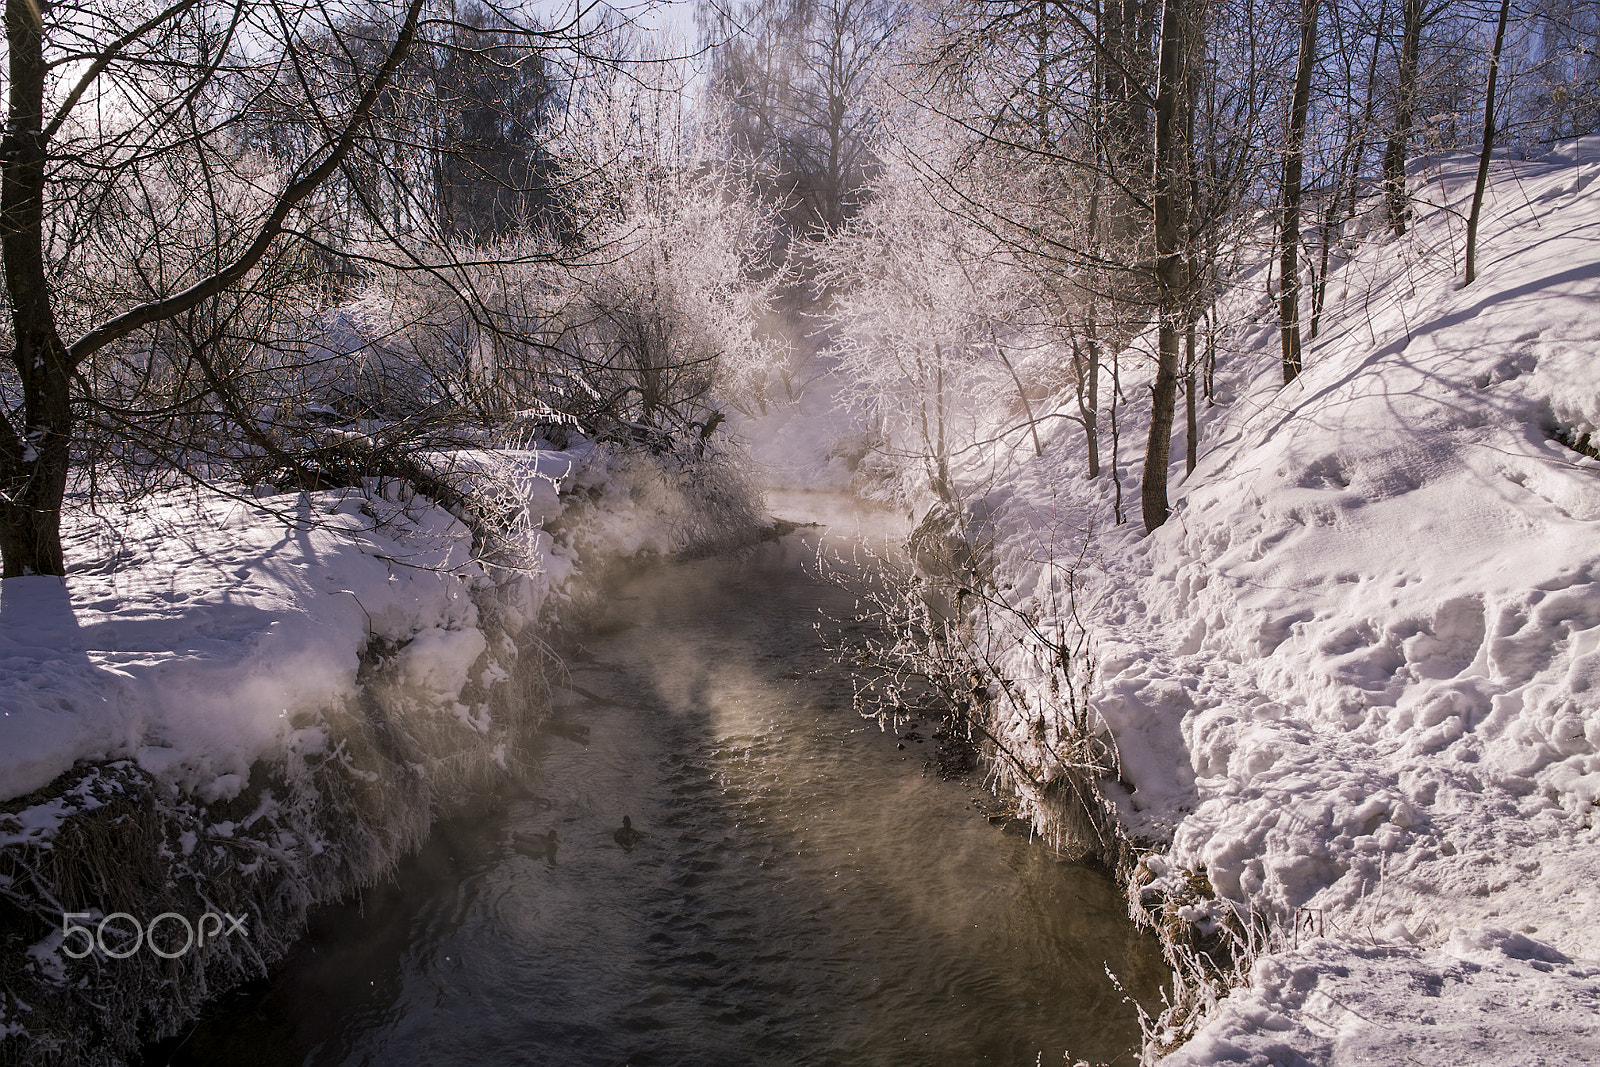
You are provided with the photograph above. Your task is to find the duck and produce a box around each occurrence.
[513,829,560,861]
[613,816,643,852]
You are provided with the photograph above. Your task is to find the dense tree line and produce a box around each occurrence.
[5,0,1598,579]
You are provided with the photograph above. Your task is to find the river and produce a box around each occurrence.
[155,494,1166,1065]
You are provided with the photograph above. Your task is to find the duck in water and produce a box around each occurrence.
[613,816,642,852]
[513,829,559,862]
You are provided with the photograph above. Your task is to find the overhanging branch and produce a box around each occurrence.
[65,0,429,369]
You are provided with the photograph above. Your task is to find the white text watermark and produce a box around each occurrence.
[60,911,248,960]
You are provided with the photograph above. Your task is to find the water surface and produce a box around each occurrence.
[157,497,1165,1065]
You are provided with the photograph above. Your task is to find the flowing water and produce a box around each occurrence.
[156,495,1167,1066]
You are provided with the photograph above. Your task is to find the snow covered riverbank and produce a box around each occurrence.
[931,141,1600,1063]
[0,440,764,1064]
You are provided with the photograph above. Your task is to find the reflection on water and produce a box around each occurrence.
[155,496,1167,1066]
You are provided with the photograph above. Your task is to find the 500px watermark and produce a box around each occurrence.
[60,911,248,960]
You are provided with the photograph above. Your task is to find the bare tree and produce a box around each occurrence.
[1383,0,1421,233]
[1309,0,1389,339]
[700,0,903,238]
[1464,0,1512,285]
[1277,0,1320,385]
[1141,0,1201,531]
[0,0,442,576]
[0,0,615,578]
[897,0,1234,531]
[891,0,1153,489]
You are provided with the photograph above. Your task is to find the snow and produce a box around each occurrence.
[0,490,489,804]
[1133,143,1600,974]
[0,438,697,810]
[424,447,574,526]
[912,139,1600,1062]
[1160,931,1600,1066]
[735,371,867,491]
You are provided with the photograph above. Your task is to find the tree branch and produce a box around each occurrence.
[66,0,428,368]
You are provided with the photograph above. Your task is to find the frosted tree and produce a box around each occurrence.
[698,0,904,238]
[346,48,790,448]
[817,170,1053,504]
[890,0,1239,530]
[1523,0,1600,140]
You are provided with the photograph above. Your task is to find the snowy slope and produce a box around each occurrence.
[1131,140,1600,941]
[1161,928,1600,1066]
[0,492,481,807]
[962,139,1600,1062]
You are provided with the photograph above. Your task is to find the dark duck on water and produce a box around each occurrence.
[613,816,642,851]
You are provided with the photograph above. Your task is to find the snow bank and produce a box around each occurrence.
[0,491,495,806]
[0,437,759,807]
[1160,929,1600,1066]
[0,484,534,1064]
[951,139,1600,1062]
[0,433,768,1064]
[1130,141,1600,960]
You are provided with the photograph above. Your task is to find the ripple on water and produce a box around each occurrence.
[155,522,1167,1066]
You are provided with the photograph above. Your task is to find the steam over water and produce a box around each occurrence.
[160,496,1166,1065]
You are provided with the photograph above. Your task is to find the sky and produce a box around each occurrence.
[538,0,702,48]
[531,0,710,97]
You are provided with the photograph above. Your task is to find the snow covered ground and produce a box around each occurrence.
[0,438,754,813]
[943,140,1600,1062]
[0,450,573,811]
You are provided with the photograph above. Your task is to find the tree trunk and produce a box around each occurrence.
[1,0,73,576]
[1384,0,1424,237]
[1111,344,1125,525]
[0,407,72,578]
[1101,0,1157,251]
[1070,325,1102,478]
[1278,0,1319,385]
[1142,0,1194,533]
[1085,323,1102,478]
[1204,308,1217,401]
[1144,322,1181,531]
[1185,320,1198,475]
[1465,0,1511,286]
